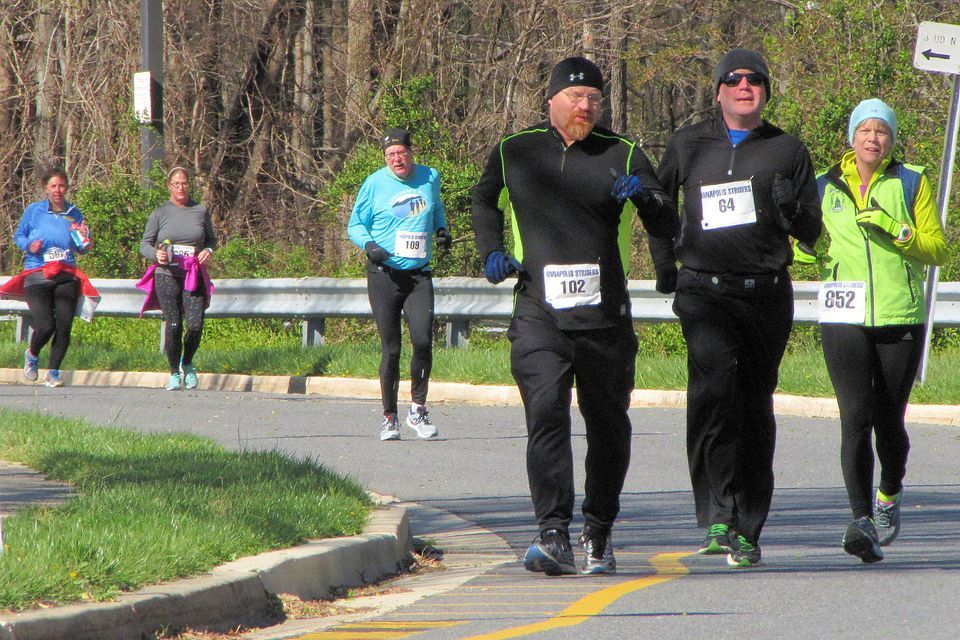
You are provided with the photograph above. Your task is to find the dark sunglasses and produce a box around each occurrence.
[721,71,766,87]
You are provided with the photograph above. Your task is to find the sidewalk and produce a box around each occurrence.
[0,369,957,639]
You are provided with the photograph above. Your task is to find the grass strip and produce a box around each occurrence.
[0,409,371,611]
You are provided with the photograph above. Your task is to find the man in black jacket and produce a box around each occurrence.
[472,56,677,576]
[649,48,822,567]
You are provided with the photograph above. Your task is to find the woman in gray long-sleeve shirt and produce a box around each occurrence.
[140,167,217,391]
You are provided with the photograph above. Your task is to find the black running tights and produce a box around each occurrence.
[154,271,207,374]
[23,276,80,370]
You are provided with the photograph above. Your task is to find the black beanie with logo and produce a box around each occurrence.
[547,57,604,98]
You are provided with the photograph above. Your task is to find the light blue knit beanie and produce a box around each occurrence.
[848,98,897,146]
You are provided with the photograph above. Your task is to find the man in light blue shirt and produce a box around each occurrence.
[348,127,450,441]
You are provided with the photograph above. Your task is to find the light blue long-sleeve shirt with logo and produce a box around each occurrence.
[347,164,447,271]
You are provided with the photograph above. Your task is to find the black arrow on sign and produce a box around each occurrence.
[922,48,951,61]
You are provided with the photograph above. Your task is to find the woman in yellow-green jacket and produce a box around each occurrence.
[813,99,946,564]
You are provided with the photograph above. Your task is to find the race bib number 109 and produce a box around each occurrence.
[394,230,428,259]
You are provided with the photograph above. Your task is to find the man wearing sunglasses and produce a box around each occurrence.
[472,56,677,576]
[649,48,822,568]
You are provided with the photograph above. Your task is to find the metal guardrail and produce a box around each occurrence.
[3,277,960,349]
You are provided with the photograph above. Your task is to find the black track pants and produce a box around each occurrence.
[509,314,637,535]
[154,270,206,373]
[23,274,80,370]
[821,323,922,519]
[672,268,793,543]
[366,264,434,415]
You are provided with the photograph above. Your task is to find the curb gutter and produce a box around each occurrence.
[0,506,411,640]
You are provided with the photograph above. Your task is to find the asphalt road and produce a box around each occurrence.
[0,384,958,639]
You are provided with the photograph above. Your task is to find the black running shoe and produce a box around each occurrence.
[699,523,734,555]
[842,516,883,563]
[727,534,762,568]
[523,529,577,576]
[578,527,616,575]
[874,491,902,547]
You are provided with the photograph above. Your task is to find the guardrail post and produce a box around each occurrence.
[15,316,32,345]
[445,319,469,348]
[302,318,325,347]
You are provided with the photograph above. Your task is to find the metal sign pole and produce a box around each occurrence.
[918,73,960,383]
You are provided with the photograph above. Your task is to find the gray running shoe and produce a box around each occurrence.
[523,529,577,576]
[579,527,616,575]
[874,491,902,546]
[842,516,883,563]
[380,414,401,441]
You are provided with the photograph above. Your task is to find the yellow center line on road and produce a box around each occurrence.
[458,552,693,640]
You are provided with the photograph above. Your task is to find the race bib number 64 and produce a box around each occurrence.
[700,179,757,230]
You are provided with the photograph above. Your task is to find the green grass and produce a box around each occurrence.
[0,411,372,611]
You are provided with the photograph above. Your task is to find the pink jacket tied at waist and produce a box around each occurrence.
[136,255,215,316]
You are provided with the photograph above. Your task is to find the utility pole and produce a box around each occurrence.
[136,0,164,184]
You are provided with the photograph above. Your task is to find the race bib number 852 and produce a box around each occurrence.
[818,281,866,324]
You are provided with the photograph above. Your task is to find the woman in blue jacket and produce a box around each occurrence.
[11,167,92,387]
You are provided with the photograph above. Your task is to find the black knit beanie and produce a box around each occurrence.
[381,127,412,150]
[712,48,771,100]
[547,57,604,98]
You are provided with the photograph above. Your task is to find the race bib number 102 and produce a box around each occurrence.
[543,263,602,310]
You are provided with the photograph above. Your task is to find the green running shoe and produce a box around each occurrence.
[699,523,733,554]
[727,535,762,568]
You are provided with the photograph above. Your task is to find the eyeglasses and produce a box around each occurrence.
[561,89,602,106]
[721,71,766,88]
[385,149,411,159]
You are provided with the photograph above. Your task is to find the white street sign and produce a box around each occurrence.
[914,21,960,75]
[133,71,153,123]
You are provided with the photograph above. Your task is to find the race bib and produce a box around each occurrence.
[43,247,69,263]
[700,179,757,230]
[818,281,866,324]
[394,230,428,259]
[543,263,601,310]
[171,244,194,257]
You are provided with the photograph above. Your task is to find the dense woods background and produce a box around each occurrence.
[0,0,958,280]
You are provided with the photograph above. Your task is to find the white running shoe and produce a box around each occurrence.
[23,349,39,382]
[406,405,438,439]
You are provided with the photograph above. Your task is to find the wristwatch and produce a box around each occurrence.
[896,225,912,242]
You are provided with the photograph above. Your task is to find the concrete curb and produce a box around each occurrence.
[0,506,411,640]
[2,367,958,426]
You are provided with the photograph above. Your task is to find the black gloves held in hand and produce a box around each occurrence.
[771,173,799,221]
[655,265,678,294]
[364,241,390,266]
[435,227,452,251]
